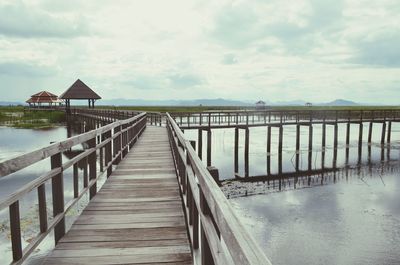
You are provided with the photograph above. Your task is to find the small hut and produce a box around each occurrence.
[60,79,101,111]
[305,102,312,107]
[26,91,62,107]
[255,100,266,110]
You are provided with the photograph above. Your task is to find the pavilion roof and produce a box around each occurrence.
[59,79,101,100]
[26,90,62,103]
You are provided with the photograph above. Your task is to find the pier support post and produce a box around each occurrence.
[346,123,350,147]
[387,121,392,143]
[244,128,249,177]
[234,127,239,173]
[308,125,313,171]
[368,122,373,144]
[322,123,326,150]
[267,126,271,175]
[198,129,203,159]
[381,122,386,145]
[207,129,212,167]
[296,125,300,170]
[278,126,283,174]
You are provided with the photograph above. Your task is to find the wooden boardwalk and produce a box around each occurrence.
[43,126,192,265]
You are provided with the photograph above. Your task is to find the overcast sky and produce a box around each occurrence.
[0,0,399,103]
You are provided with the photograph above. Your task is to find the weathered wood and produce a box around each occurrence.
[43,126,191,265]
[38,184,48,233]
[368,122,373,144]
[198,129,203,159]
[166,113,272,265]
[244,128,249,177]
[381,122,386,145]
[234,127,239,173]
[9,201,22,261]
[51,152,65,244]
[207,129,212,167]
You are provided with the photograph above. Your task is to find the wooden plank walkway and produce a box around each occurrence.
[43,126,192,265]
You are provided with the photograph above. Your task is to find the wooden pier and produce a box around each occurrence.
[43,126,192,265]
[0,109,271,265]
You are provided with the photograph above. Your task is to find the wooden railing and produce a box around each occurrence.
[171,109,400,128]
[0,112,147,265]
[166,113,271,265]
[72,108,163,126]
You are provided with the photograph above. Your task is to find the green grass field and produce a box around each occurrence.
[0,107,65,128]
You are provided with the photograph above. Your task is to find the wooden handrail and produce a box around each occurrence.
[166,113,272,265]
[170,109,400,129]
[0,110,147,265]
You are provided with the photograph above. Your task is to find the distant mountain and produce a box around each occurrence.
[96,98,363,107]
[0,101,23,106]
[320,99,359,106]
[98,98,251,106]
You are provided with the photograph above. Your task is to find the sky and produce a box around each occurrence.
[0,0,400,104]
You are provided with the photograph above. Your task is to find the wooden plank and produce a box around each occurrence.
[43,126,192,265]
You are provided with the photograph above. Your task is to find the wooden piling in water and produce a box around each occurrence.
[234,127,239,173]
[381,122,386,145]
[387,121,392,143]
[278,126,283,174]
[368,122,373,144]
[207,129,211,167]
[308,125,313,171]
[346,122,350,147]
[322,123,326,150]
[296,125,300,170]
[198,129,203,159]
[244,128,249,177]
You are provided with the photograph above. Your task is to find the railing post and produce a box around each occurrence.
[38,184,48,233]
[88,137,97,199]
[200,189,215,265]
[51,152,65,244]
[9,201,22,261]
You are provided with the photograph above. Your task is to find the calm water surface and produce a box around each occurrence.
[0,124,99,265]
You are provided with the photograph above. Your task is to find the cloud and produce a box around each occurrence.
[222,54,238,64]
[124,73,204,91]
[0,62,56,77]
[349,29,400,67]
[0,2,90,38]
[167,73,204,88]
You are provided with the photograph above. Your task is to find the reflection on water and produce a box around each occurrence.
[184,123,400,265]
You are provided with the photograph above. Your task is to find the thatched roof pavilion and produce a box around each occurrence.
[60,79,101,110]
[26,91,62,107]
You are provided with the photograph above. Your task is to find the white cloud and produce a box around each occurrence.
[0,0,399,104]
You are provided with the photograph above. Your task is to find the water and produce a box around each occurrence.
[0,123,100,265]
[184,122,400,265]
